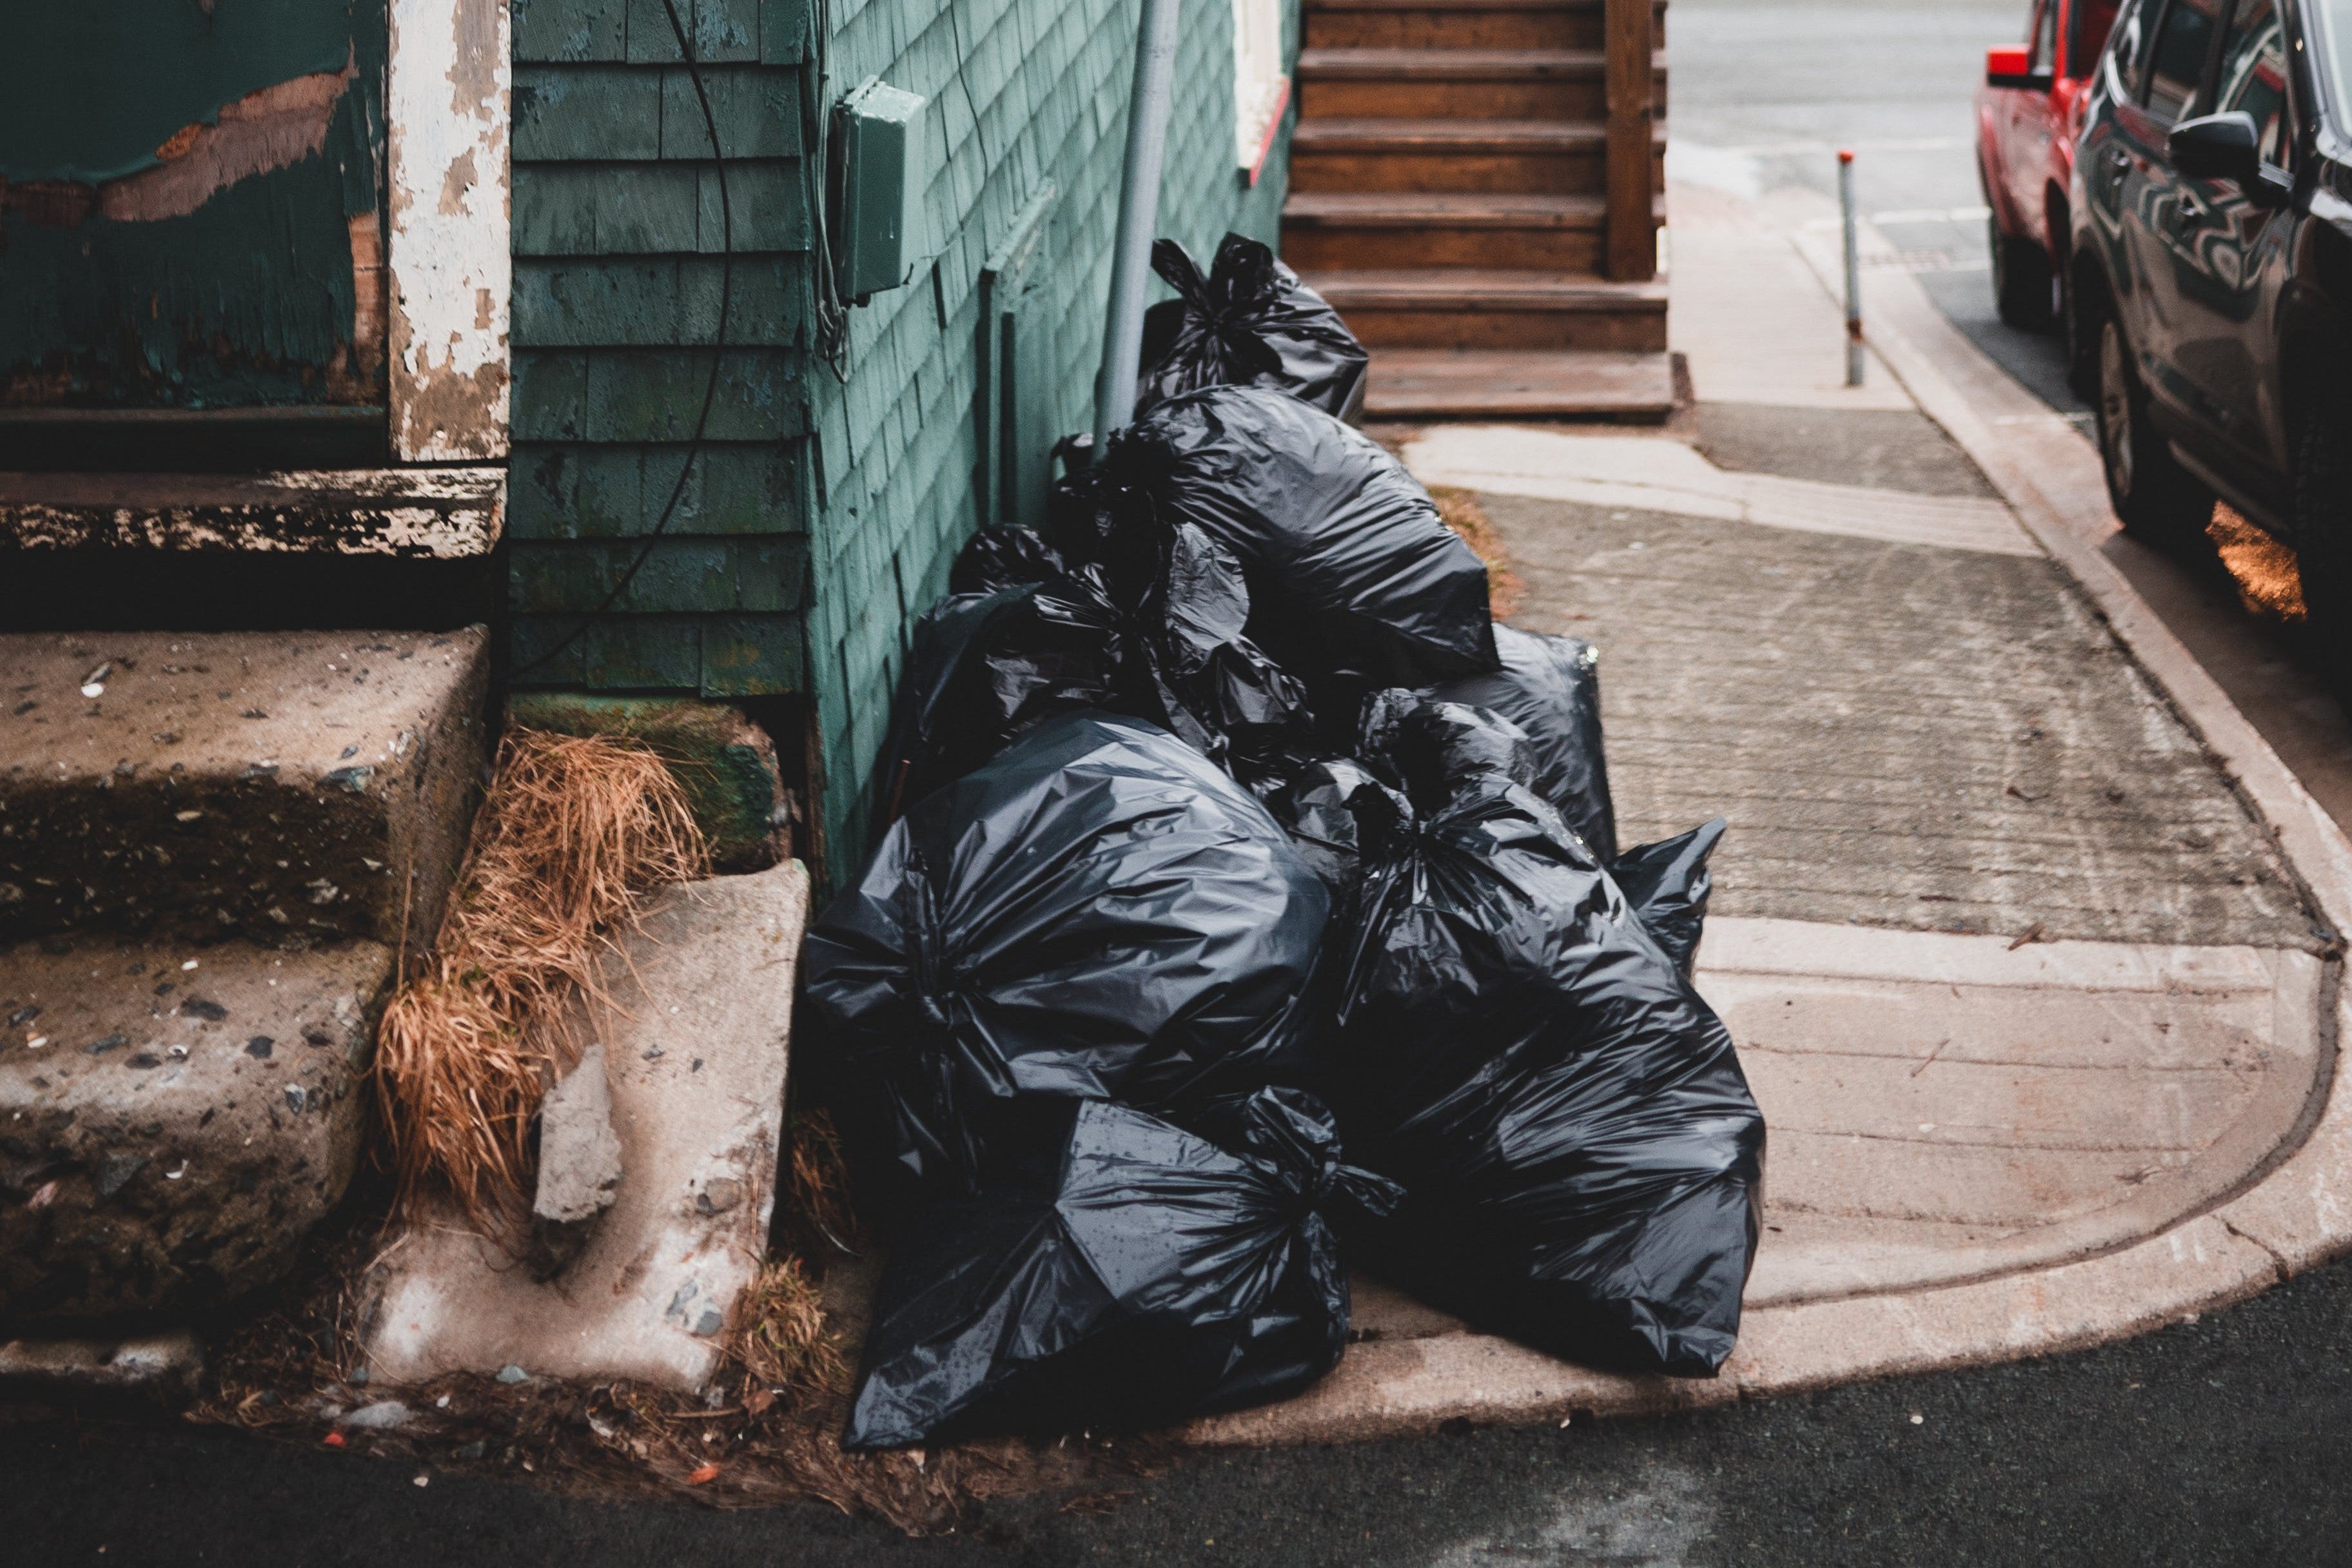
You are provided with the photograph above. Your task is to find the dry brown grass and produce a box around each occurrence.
[776,1106,861,1261]
[2209,504,2308,623]
[729,1254,848,1406]
[374,728,707,1227]
[1429,484,1527,620]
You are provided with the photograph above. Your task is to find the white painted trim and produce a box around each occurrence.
[386,0,511,462]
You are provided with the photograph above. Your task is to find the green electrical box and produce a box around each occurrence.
[829,77,930,303]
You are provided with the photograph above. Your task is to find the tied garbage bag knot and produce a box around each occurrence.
[1199,1081,1407,1226]
[872,507,1315,823]
[1422,625,1619,863]
[1137,233,1370,424]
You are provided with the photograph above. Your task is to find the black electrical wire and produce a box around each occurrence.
[511,0,732,677]
[802,0,852,379]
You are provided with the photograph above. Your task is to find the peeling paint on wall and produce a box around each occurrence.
[0,68,357,227]
[0,2,355,184]
[0,2,387,414]
[387,0,511,462]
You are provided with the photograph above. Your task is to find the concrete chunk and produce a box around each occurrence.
[359,859,807,1393]
[0,628,489,950]
[527,1041,623,1280]
[0,936,389,1319]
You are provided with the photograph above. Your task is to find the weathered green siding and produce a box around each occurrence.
[0,1,386,410]
[504,0,1297,885]
[804,0,1298,872]
[506,0,811,699]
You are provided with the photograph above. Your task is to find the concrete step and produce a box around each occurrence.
[1363,348,1676,418]
[1283,191,1619,271]
[360,860,808,1394]
[1289,117,1663,195]
[0,932,391,1320]
[1297,47,1664,121]
[1301,268,1670,351]
[1298,47,1600,119]
[1304,0,1665,53]
[1,629,489,952]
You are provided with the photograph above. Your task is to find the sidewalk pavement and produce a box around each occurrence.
[1179,179,2352,1447]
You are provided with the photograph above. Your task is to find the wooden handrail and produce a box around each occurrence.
[1603,0,1658,282]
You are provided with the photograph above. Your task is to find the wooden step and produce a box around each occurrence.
[1297,47,1665,121]
[1284,191,1614,271]
[1302,268,1669,351]
[1362,348,1675,418]
[1305,0,1667,53]
[1289,117,1664,195]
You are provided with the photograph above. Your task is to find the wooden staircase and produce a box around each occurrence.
[1284,0,1672,419]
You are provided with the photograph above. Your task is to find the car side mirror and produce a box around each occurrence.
[2169,110,2262,184]
[1986,44,2055,90]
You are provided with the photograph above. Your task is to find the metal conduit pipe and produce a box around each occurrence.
[1092,0,1184,451]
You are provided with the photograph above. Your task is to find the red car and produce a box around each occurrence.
[1977,0,2123,327]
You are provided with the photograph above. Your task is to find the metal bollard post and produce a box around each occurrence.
[1838,149,1864,387]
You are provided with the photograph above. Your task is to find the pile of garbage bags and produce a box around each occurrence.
[801,233,1764,1450]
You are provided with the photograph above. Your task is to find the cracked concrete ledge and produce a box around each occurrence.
[1178,216,2352,1452]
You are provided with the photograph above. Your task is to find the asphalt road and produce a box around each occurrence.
[11,1248,2352,1567]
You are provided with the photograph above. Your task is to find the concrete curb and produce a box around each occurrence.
[1181,229,2352,1450]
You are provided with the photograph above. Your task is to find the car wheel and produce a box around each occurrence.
[2096,315,2213,542]
[2293,398,2352,701]
[1991,215,2055,330]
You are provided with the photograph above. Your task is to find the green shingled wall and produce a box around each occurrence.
[507,0,813,698]
[805,0,1298,874]
[504,0,1297,886]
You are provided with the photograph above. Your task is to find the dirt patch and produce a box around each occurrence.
[190,1116,1178,1534]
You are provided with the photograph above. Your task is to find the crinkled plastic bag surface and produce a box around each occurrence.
[948,524,1065,596]
[1318,701,1763,1377]
[1612,818,1728,979]
[1135,233,1369,424]
[843,1087,1402,1449]
[803,712,1332,1222]
[869,523,1313,823]
[1426,624,1616,861]
[1055,387,1498,713]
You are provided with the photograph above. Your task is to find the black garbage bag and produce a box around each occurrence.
[1264,756,1412,923]
[1424,625,1617,862]
[1317,700,1763,1378]
[1136,233,1370,424]
[949,524,1065,596]
[843,1086,1404,1449]
[1053,387,1498,717]
[1612,818,1728,979]
[871,520,1315,825]
[803,711,1333,1222]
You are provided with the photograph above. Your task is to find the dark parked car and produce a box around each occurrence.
[2070,0,2352,672]
[1977,0,2124,327]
